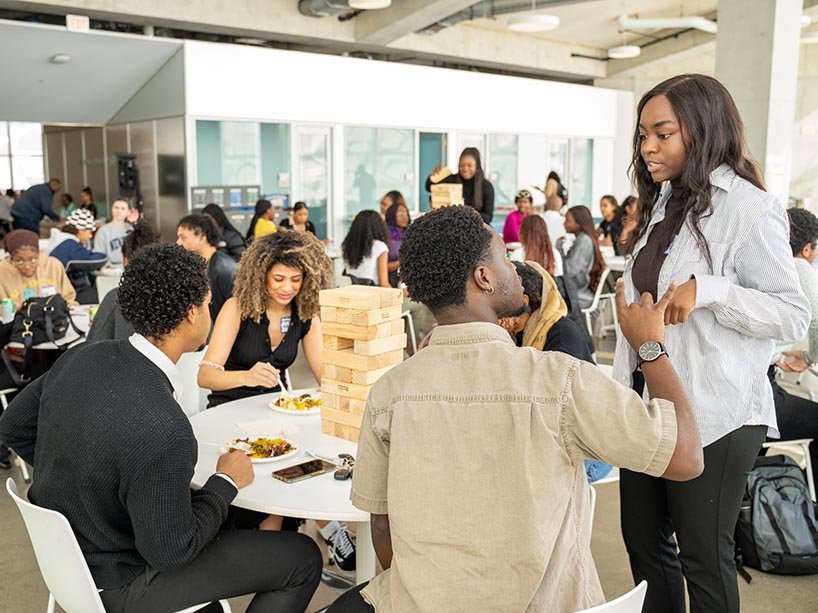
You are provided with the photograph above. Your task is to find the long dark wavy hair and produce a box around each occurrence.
[342,210,391,269]
[627,74,764,269]
[567,205,606,293]
[458,147,487,212]
[518,215,555,276]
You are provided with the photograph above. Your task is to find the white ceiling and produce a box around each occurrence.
[470,0,719,49]
[0,19,181,125]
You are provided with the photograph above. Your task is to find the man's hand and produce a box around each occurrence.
[216,450,254,489]
[776,350,809,373]
[664,278,696,325]
[616,278,677,351]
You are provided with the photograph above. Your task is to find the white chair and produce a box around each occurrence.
[0,387,29,483]
[582,268,612,341]
[588,484,597,535]
[401,310,418,355]
[6,478,230,613]
[762,438,815,502]
[178,346,207,417]
[576,581,647,613]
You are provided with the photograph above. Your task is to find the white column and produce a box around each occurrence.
[715,0,804,204]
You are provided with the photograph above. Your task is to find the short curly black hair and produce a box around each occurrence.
[788,208,818,256]
[399,206,493,312]
[178,214,220,247]
[119,244,209,341]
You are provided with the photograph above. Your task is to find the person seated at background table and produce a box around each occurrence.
[384,201,410,288]
[503,189,533,244]
[11,178,62,233]
[769,207,818,487]
[379,190,406,220]
[541,193,566,248]
[202,203,246,262]
[50,208,106,304]
[57,192,75,217]
[246,199,277,241]
[199,230,329,407]
[94,198,132,266]
[279,201,317,235]
[617,195,639,255]
[426,147,495,223]
[510,214,561,277]
[342,210,391,288]
[79,186,98,220]
[87,220,162,343]
[326,205,703,613]
[596,194,621,247]
[0,244,323,612]
[557,205,606,309]
[0,229,76,309]
[176,214,237,323]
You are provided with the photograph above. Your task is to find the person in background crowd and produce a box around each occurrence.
[247,199,277,241]
[617,195,639,254]
[125,201,140,224]
[87,221,162,343]
[426,147,495,223]
[510,214,559,277]
[558,206,606,309]
[326,205,703,613]
[94,198,132,266]
[47,208,105,304]
[0,229,76,308]
[770,207,818,488]
[615,73,810,613]
[0,244,323,611]
[541,194,566,249]
[379,190,406,220]
[596,194,620,246]
[503,189,533,243]
[279,201,317,235]
[342,210,391,288]
[536,170,568,205]
[0,188,14,222]
[176,214,236,323]
[58,193,75,217]
[202,203,246,262]
[79,186,98,219]
[384,202,411,288]
[11,178,61,233]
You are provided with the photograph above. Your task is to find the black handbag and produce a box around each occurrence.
[1,295,83,385]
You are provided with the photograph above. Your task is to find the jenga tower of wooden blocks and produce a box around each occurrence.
[319,286,406,442]
[430,183,464,209]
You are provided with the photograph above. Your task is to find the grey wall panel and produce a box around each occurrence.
[155,116,187,242]
[44,132,64,186]
[83,128,108,209]
[105,124,128,207]
[128,120,158,231]
[63,130,84,203]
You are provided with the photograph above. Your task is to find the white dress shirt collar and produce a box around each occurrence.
[128,333,184,402]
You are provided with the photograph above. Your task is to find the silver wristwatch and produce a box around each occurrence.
[637,341,667,368]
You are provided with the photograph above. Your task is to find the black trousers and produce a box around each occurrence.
[326,582,374,613]
[768,367,818,486]
[620,425,766,613]
[99,529,323,613]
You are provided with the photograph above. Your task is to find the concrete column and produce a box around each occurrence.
[716,0,804,204]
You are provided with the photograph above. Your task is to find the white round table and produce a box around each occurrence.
[189,390,376,584]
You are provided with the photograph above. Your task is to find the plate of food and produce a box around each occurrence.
[225,436,299,463]
[269,392,322,415]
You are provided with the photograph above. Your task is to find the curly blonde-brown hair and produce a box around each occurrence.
[234,230,332,323]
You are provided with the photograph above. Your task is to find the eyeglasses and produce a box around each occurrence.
[11,257,38,267]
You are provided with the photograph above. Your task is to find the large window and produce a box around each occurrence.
[487,134,518,207]
[0,122,44,189]
[345,127,414,218]
[569,138,594,207]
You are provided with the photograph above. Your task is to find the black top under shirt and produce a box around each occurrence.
[278,218,317,235]
[425,173,495,224]
[631,180,687,300]
[516,317,595,365]
[207,301,312,407]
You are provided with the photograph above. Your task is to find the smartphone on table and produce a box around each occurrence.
[272,459,336,484]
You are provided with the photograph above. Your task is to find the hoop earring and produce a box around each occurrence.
[485,286,495,295]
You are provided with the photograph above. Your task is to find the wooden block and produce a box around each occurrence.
[350,364,396,386]
[347,398,367,415]
[322,391,341,409]
[321,378,372,402]
[347,427,360,443]
[323,320,401,341]
[322,407,364,429]
[354,333,407,357]
[335,423,349,439]
[321,419,335,436]
[322,348,404,371]
[320,286,403,310]
[429,166,452,183]
[323,364,351,383]
[320,306,338,322]
[323,335,354,351]
[335,305,402,326]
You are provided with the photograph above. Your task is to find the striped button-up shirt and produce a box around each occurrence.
[613,164,810,446]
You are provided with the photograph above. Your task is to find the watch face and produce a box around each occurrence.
[639,341,662,362]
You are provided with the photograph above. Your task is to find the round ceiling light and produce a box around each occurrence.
[349,0,391,9]
[50,53,72,64]
[508,14,560,33]
[607,45,641,59]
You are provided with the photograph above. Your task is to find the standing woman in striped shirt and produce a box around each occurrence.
[613,74,809,613]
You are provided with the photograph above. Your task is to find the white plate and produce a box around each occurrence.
[226,436,299,464]
[268,392,322,416]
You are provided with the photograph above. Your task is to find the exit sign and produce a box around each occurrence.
[66,14,90,32]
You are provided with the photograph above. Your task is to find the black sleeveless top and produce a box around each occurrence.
[207,301,312,407]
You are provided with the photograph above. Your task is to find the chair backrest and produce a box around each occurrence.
[5,478,106,613]
[584,267,611,313]
[588,485,597,535]
[65,258,108,273]
[177,346,207,417]
[576,581,647,613]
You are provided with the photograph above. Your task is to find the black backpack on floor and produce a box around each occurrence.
[735,454,818,579]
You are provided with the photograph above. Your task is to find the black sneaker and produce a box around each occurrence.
[325,524,356,572]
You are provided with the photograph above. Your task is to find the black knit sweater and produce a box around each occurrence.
[0,339,237,589]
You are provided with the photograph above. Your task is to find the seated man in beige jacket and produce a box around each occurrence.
[328,206,703,613]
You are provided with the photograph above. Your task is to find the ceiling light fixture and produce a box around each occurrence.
[50,53,72,64]
[349,0,391,9]
[607,45,641,59]
[508,14,560,32]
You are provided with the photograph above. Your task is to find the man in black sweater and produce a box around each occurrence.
[0,244,322,612]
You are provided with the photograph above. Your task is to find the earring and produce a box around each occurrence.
[485,286,495,295]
